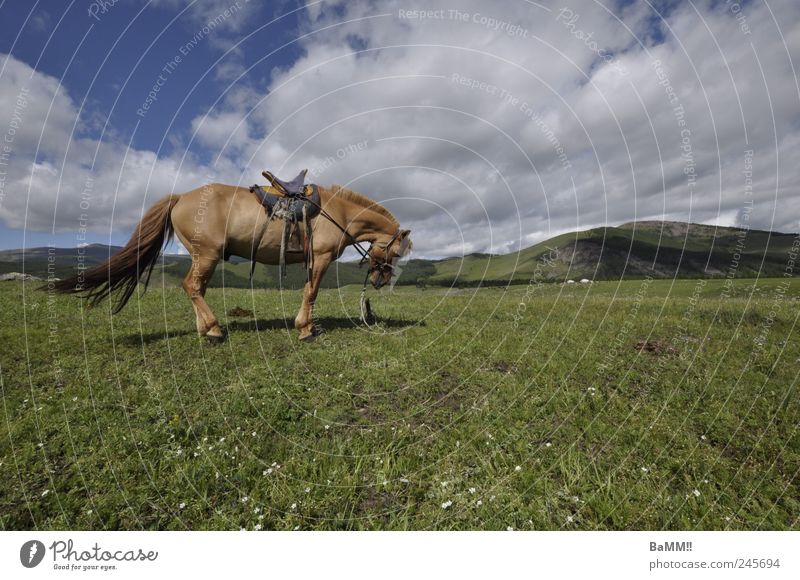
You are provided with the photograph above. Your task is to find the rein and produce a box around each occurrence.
[250,180,400,326]
[303,193,401,326]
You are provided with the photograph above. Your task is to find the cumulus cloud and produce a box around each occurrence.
[189,0,800,256]
[1,0,799,258]
[0,54,212,233]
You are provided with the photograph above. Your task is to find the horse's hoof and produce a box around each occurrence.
[299,327,322,342]
[206,331,227,344]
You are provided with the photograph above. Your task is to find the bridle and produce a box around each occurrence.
[299,192,401,275]
[359,229,403,275]
[295,191,404,325]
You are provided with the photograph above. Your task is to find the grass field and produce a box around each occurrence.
[1,277,798,530]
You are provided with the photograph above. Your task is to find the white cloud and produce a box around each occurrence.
[2,0,799,258]
[0,54,213,234]
[189,0,800,256]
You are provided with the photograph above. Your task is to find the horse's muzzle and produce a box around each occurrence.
[370,270,390,289]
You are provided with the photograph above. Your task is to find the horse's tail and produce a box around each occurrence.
[49,194,181,313]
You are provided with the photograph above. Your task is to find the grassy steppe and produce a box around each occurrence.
[0,277,797,530]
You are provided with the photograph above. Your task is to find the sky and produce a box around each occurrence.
[0,0,798,258]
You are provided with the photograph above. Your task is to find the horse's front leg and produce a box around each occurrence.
[295,255,332,341]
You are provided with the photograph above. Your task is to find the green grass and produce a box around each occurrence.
[0,277,798,530]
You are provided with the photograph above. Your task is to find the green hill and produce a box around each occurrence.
[1,221,796,288]
[427,221,798,286]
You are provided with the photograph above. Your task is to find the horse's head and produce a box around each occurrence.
[367,229,412,289]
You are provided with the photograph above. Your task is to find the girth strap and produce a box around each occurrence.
[248,183,322,282]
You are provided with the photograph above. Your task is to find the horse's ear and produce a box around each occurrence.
[400,229,411,239]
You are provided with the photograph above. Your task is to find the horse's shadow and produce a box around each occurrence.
[228,316,421,333]
[126,316,422,345]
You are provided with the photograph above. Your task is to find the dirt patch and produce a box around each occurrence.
[634,340,678,355]
[355,403,386,423]
[492,361,519,374]
[359,486,404,519]
[432,389,462,412]
[226,307,254,317]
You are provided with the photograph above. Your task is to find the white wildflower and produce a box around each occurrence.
[41,490,49,497]
[515,465,522,472]
[692,489,701,497]
[441,500,452,509]
[179,502,186,509]
[469,487,476,494]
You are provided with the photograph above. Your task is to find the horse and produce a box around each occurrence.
[51,181,412,341]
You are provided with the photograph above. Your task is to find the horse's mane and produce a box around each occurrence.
[327,184,398,225]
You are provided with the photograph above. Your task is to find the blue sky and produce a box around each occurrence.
[1,0,797,258]
[0,0,304,249]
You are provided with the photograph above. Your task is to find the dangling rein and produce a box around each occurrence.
[249,180,392,327]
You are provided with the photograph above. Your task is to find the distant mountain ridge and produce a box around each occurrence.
[1,221,796,289]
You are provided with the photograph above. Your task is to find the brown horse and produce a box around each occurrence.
[52,182,412,341]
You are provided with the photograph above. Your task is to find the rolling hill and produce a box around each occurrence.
[428,221,798,286]
[1,221,796,289]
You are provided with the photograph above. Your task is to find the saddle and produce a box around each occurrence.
[250,169,321,222]
[248,169,322,281]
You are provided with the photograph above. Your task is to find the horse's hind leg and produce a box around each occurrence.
[182,255,225,340]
